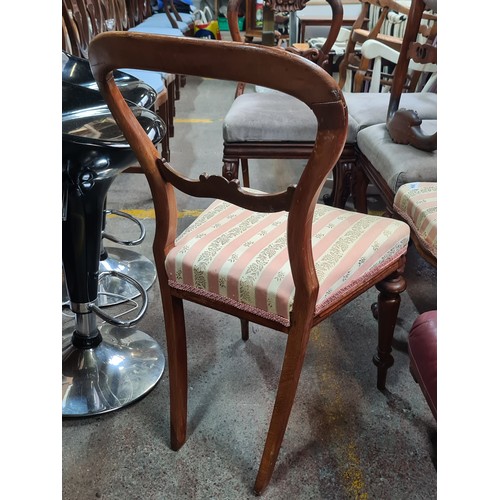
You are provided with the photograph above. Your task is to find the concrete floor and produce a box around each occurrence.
[62,74,437,499]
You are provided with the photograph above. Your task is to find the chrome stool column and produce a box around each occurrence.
[62,82,166,417]
[62,51,158,307]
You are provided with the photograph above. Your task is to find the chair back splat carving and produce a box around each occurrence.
[89,32,410,494]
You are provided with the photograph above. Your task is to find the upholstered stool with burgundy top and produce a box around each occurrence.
[408,310,437,419]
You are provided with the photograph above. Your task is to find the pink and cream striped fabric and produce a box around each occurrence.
[393,182,437,259]
[166,200,410,326]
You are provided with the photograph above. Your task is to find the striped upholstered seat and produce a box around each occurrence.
[166,200,409,327]
[393,182,437,260]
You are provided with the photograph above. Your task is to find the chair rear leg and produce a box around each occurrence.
[163,294,188,450]
[254,324,311,495]
[373,269,406,390]
[240,319,249,341]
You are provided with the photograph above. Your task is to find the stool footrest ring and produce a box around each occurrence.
[90,270,148,327]
[102,209,146,246]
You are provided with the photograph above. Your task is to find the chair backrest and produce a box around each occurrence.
[227,0,344,71]
[386,0,437,151]
[88,32,348,297]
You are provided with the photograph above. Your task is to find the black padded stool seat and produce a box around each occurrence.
[408,310,437,419]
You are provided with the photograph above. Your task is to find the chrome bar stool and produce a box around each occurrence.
[62,51,158,307]
[62,82,167,417]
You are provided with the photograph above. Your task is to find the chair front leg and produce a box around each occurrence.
[373,268,407,390]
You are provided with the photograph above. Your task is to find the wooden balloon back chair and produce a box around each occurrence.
[89,31,410,494]
[222,0,344,186]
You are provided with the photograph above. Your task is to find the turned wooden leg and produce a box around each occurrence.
[373,270,407,390]
[163,295,188,450]
[222,158,240,181]
[240,319,249,341]
[254,325,311,495]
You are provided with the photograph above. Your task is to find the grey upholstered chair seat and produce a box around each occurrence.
[357,120,437,193]
[346,92,437,142]
[223,93,316,142]
[222,91,437,144]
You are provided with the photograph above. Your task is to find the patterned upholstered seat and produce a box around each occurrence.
[393,182,437,260]
[167,200,409,326]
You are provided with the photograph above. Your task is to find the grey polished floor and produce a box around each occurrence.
[62,74,437,499]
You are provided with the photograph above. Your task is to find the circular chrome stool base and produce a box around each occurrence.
[62,247,157,307]
[62,324,165,417]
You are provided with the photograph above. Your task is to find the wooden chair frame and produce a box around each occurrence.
[89,31,408,494]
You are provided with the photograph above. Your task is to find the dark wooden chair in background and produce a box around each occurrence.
[339,0,406,91]
[353,0,437,216]
[89,31,411,494]
[221,0,344,187]
[338,0,436,93]
[222,0,437,209]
